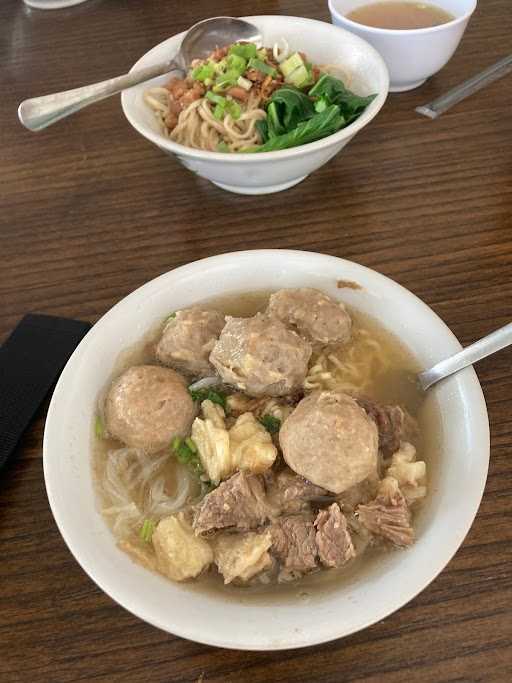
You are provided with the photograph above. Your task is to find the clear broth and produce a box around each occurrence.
[347,2,455,30]
[93,290,441,602]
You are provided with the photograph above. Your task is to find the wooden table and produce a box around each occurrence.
[2,1,511,681]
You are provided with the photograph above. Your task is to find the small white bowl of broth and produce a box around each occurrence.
[329,0,477,91]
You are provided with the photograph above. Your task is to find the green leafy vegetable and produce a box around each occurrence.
[309,74,376,123]
[256,118,268,143]
[140,519,155,543]
[248,57,277,77]
[250,105,344,153]
[267,86,315,133]
[266,102,286,138]
[189,387,227,410]
[228,42,257,60]
[247,73,376,153]
[259,415,281,434]
[94,415,104,439]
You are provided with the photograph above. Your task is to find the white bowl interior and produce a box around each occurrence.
[43,251,489,650]
[121,15,388,160]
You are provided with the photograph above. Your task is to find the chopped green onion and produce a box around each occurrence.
[214,58,227,74]
[213,103,225,120]
[248,57,277,77]
[140,519,155,543]
[164,311,176,323]
[226,54,247,74]
[279,52,305,78]
[213,69,243,91]
[286,64,312,88]
[171,436,204,473]
[237,75,253,91]
[185,437,197,454]
[217,141,230,152]
[228,42,257,60]
[257,48,268,60]
[206,91,226,106]
[191,62,215,82]
[189,387,227,410]
[259,414,281,434]
[225,99,241,120]
[94,415,104,439]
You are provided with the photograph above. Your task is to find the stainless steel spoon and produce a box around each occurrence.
[418,321,512,391]
[18,16,262,132]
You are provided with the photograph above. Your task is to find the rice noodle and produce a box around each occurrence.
[101,447,193,539]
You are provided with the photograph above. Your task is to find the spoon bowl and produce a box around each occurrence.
[18,17,261,131]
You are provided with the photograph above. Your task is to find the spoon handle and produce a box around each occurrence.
[18,60,179,131]
[418,322,512,391]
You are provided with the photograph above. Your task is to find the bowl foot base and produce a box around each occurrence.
[211,175,307,195]
[389,79,427,93]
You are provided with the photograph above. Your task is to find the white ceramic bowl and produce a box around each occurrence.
[329,0,477,92]
[44,250,489,650]
[121,16,388,195]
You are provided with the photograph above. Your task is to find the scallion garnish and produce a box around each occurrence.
[259,414,281,434]
[171,436,204,474]
[140,519,155,543]
[248,57,276,77]
[95,415,104,439]
[188,387,227,410]
[228,42,257,60]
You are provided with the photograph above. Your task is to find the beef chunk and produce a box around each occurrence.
[264,468,331,514]
[314,503,355,568]
[270,516,318,573]
[357,477,414,547]
[193,472,270,535]
[356,398,404,457]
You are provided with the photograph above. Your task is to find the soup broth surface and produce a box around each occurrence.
[93,290,440,601]
[347,1,455,29]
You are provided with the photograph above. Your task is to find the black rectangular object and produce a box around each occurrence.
[0,314,92,471]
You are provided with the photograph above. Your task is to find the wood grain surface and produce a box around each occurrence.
[1,1,511,681]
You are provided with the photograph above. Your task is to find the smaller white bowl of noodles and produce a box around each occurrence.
[121,16,388,194]
[44,250,489,650]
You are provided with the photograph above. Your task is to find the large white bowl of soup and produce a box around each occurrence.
[43,250,489,650]
[121,15,388,195]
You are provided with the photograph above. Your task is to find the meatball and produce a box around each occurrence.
[209,313,312,397]
[104,365,196,453]
[279,391,378,493]
[156,307,225,377]
[267,288,351,344]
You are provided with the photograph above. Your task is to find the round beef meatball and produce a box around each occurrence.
[267,288,351,344]
[104,365,196,453]
[279,391,378,493]
[156,307,225,377]
[209,313,312,397]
